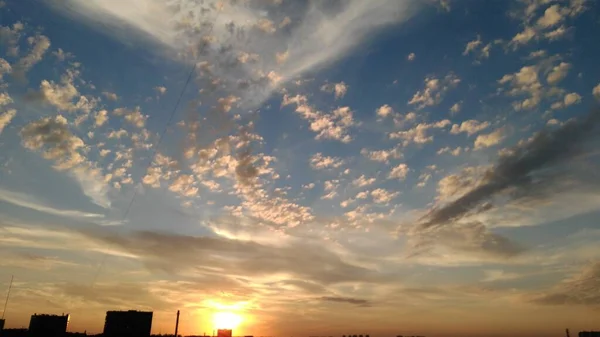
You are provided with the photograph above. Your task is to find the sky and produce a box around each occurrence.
[0,0,600,336]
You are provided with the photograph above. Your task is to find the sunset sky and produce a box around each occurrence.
[1,0,599,336]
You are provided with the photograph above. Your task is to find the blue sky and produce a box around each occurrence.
[1,0,600,335]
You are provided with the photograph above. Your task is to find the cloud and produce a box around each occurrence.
[20,116,111,208]
[51,48,73,62]
[474,128,506,150]
[353,175,376,188]
[408,73,460,109]
[0,187,104,219]
[371,188,399,204]
[320,296,371,307]
[546,62,571,85]
[536,4,567,29]
[113,107,147,128]
[95,110,109,127]
[376,104,393,118]
[449,101,462,114]
[389,119,451,146]
[361,148,402,163]
[154,86,167,95]
[551,92,582,110]
[73,227,380,285]
[320,82,348,100]
[419,108,600,229]
[509,1,586,49]
[406,221,525,261]
[282,95,355,143]
[450,120,490,136]
[388,163,409,181]
[0,58,11,81]
[11,35,51,82]
[0,108,16,134]
[530,262,600,307]
[102,91,118,101]
[407,52,416,61]
[462,35,492,60]
[54,0,420,108]
[437,146,464,156]
[594,83,600,100]
[310,153,344,170]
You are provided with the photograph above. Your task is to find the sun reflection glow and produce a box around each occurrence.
[213,311,243,330]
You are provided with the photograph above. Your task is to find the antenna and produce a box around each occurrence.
[175,310,180,337]
[2,275,14,320]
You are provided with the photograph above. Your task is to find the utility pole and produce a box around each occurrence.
[1,275,14,319]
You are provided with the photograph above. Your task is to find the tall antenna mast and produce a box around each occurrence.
[2,275,14,320]
[175,310,180,337]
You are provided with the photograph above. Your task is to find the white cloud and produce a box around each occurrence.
[52,48,73,62]
[407,52,416,61]
[20,116,112,208]
[0,108,17,134]
[113,107,147,128]
[450,120,490,136]
[11,35,51,81]
[371,188,399,204]
[552,92,582,109]
[408,73,460,109]
[437,146,464,156]
[536,4,566,29]
[361,148,402,163]
[563,92,582,106]
[169,174,198,197]
[0,58,11,81]
[0,187,104,219]
[462,35,482,55]
[102,91,118,101]
[352,175,376,188]
[255,18,276,34]
[310,153,344,170]
[376,104,393,118]
[594,83,600,100]
[546,62,571,85]
[450,101,462,114]
[95,110,109,127]
[544,25,570,41]
[498,64,546,110]
[154,86,167,95]
[55,0,418,108]
[282,94,355,143]
[474,128,506,150]
[388,163,409,180]
[389,119,451,146]
[320,82,348,100]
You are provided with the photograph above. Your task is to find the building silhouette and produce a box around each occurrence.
[28,314,69,337]
[1,328,27,337]
[103,310,153,337]
[217,329,232,337]
[579,332,600,337]
[0,318,5,332]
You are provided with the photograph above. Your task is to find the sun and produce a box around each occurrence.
[213,311,243,330]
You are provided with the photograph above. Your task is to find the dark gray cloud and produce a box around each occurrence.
[320,296,371,307]
[421,108,600,229]
[529,262,600,307]
[408,221,525,260]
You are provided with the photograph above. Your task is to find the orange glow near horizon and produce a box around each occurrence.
[213,311,243,330]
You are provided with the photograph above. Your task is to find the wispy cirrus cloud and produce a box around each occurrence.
[50,0,420,107]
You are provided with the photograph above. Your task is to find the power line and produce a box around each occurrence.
[122,61,197,220]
